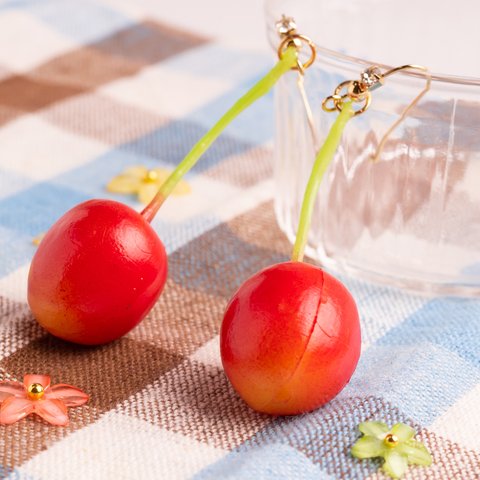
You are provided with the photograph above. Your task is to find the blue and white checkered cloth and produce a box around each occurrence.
[0,1,478,479]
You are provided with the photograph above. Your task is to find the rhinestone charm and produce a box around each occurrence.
[360,66,384,90]
[275,15,297,36]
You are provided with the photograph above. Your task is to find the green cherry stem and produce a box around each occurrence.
[291,102,354,262]
[141,47,298,223]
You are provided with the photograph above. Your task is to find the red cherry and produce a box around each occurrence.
[27,199,167,345]
[25,52,301,346]
[220,261,361,415]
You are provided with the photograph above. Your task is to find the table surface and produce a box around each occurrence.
[0,1,479,479]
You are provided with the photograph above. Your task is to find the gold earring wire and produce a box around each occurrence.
[322,64,431,161]
[276,16,319,150]
[372,65,431,162]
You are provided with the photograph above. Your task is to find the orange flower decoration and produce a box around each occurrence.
[0,375,89,426]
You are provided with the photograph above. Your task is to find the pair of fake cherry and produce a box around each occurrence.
[28,51,360,415]
[29,198,360,415]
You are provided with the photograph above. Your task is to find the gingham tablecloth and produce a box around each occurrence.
[0,1,479,479]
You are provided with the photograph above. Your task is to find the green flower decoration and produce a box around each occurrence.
[351,421,432,479]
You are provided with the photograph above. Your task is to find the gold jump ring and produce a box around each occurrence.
[333,81,371,116]
[277,34,317,71]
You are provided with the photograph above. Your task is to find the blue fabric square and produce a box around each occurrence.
[6,0,133,44]
[344,342,480,425]
[5,467,37,480]
[0,182,90,237]
[196,395,413,480]
[121,119,255,171]
[377,297,480,368]
[0,226,34,277]
[187,76,274,145]
[195,443,329,480]
[0,167,33,201]
[50,148,165,201]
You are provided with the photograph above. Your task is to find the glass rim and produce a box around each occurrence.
[313,43,480,87]
[264,1,480,87]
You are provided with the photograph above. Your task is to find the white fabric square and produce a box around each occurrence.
[96,0,145,20]
[0,115,108,181]
[155,174,242,223]
[358,291,426,350]
[17,412,226,480]
[190,335,222,369]
[431,384,480,452]
[0,65,10,81]
[140,0,267,52]
[0,264,29,304]
[0,11,74,71]
[100,63,231,118]
[0,302,39,362]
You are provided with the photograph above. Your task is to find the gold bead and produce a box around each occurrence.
[27,383,45,400]
[145,170,158,182]
[384,433,399,448]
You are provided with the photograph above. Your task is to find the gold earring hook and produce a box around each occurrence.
[322,66,383,116]
[276,15,319,150]
[276,15,317,73]
[322,64,431,160]
[372,65,431,162]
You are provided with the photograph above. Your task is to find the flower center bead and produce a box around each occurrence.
[384,433,399,448]
[145,170,158,183]
[27,383,44,400]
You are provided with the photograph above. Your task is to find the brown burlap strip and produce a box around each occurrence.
[205,146,274,188]
[167,219,286,300]
[127,279,226,357]
[0,296,44,363]
[92,20,206,67]
[0,335,184,467]
[0,20,208,128]
[2,336,183,412]
[33,46,140,89]
[32,20,207,89]
[0,75,84,117]
[42,93,169,146]
[227,201,292,255]
[116,359,272,450]
[0,104,19,126]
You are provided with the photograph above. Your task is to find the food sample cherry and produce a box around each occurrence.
[28,200,167,345]
[220,104,360,414]
[27,48,299,345]
[221,261,360,415]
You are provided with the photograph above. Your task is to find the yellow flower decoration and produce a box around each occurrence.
[106,166,191,205]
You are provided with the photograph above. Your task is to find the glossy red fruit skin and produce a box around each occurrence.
[220,261,361,415]
[28,199,167,345]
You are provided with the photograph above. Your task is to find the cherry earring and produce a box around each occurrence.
[27,23,315,345]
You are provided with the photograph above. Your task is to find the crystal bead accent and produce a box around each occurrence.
[360,67,383,88]
[276,15,297,36]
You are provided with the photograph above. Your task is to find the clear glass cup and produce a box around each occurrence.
[265,0,480,297]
